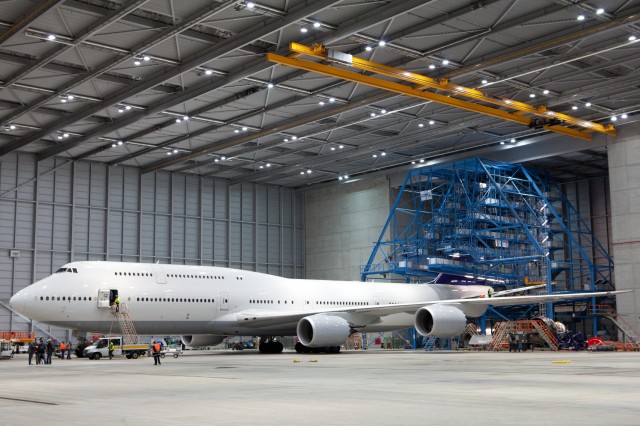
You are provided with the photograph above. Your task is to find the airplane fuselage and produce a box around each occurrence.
[10,261,489,336]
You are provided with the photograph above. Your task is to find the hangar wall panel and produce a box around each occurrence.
[0,153,304,335]
[607,122,640,335]
[305,176,390,281]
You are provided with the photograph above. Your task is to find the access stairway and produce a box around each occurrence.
[591,304,640,350]
[112,302,140,345]
[489,319,558,351]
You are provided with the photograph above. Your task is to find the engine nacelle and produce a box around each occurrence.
[180,335,226,348]
[297,314,351,347]
[414,305,467,338]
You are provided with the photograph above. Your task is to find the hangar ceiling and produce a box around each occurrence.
[0,0,638,187]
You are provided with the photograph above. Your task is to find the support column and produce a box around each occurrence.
[607,121,640,335]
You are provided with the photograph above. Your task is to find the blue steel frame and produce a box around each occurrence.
[361,158,614,337]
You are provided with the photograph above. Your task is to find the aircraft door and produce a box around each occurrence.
[220,292,228,311]
[97,289,111,308]
[153,264,167,284]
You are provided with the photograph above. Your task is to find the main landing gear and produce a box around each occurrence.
[294,343,341,354]
[258,337,284,354]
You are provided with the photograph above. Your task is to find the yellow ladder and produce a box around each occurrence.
[113,302,139,345]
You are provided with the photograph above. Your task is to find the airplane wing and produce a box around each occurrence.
[234,290,628,326]
[491,284,546,297]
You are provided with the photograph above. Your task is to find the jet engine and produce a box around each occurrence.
[180,335,226,348]
[297,314,351,347]
[414,305,467,338]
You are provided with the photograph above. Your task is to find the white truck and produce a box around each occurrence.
[83,337,148,360]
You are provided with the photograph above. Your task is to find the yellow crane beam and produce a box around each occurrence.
[267,52,593,141]
[285,42,615,138]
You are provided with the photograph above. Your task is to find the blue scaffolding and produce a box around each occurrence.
[361,158,613,331]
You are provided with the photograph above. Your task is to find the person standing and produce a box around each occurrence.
[27,341,35,365]
[66,341,72,359]
[46,339,54,364]
[152,341,161,365]
[36,339,45,364]
[114,295,120,313]
[108,340,115,360]
[59,341,66,359]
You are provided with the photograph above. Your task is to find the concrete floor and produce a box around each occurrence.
[1,350,638,425]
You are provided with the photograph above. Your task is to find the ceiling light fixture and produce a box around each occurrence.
[125,105,131,110]
[378,40,386,46]
[418,123,424,128]
[380,109,386,114]
[47,34,56,41]
[572,105,578,110]
[500,141,505,145]
[510,138,516,143]
[339,145,344,149]
[585,102,592,107]
[419,159,425,163]
[267,83,274,88]
[246,2,255,9]
[611,116,618,121]
[543,89,550,94]
[429,120,435,125]
[629,35,637,41]
[313,22,321,28]
[365,46,372,52]
[118,107,124,113]
[291,136,297,140]
[370,112,376,117]
[242,127,248,131]
[621,113,628,119]
[319,101,325,105]
[234,129,240,133]
[481,79,488,84]
[300,27,308,33]
[429,64,436,70]
[596,8,604,15]
[306,170,312,174]
[134,59,141,66]
[143,55,150,61]
[577,14,585,21]
[117,140,123,145]
[529,93,536,98]
[205,69,213,75]
[329,97,335,103]
[442,59,449,65]
[372,154,378,158]
[380,151,386,156]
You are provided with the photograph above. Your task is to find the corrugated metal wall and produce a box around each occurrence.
[0,153,304,334]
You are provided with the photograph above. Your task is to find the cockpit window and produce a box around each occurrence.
[55,268,68,273]
[55,267,78,273]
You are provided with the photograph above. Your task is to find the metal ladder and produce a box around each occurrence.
[113,302,140,345]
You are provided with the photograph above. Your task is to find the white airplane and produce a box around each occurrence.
[9,261,624,353]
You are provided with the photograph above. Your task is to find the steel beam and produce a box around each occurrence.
[267,53,592,140]
[0,0,64,46]
[289,42,613,136]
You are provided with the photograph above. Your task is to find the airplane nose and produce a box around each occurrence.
[9,290,27,315]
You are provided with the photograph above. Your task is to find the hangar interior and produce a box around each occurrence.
[0,0,639,344]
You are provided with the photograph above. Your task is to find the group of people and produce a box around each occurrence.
[27,338,72,365]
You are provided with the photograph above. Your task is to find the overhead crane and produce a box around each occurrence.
[267,43,616,141]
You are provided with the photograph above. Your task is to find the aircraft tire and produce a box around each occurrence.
[294,343,303,353]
